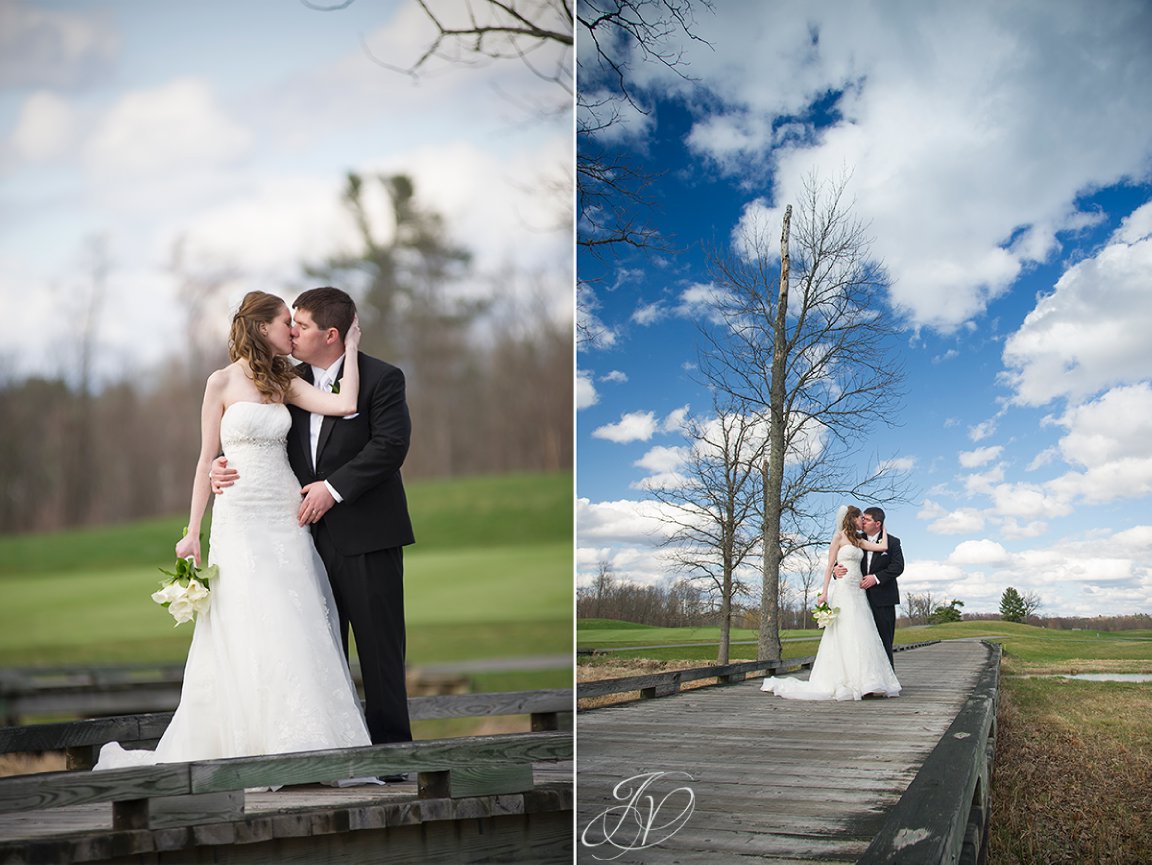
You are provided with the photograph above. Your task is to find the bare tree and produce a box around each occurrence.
[903,591,936,626]
[61,235,110,526]
[788,543,824,629]
[1021,590,1043,621]
[577,0,712,252]
[698,173,910,662]
[649,396,764,662]
[575,1,712,348]
[591,559,615,618]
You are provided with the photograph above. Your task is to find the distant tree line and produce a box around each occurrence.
[577,560,835,632]
[0,173,571,535]
[579,572,1152,636]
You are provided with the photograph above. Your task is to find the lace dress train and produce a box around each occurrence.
[95,402,371,771]
[761,545,900,701]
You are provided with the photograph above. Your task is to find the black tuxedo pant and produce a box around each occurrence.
[312,521,412,745]
[870,603,896,670]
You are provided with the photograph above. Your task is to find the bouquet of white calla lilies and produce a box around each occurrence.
[812,601,840,629]
[153,530,217,626]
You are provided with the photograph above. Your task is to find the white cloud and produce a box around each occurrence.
[1112,200,1152,245]
[578,285,619,351]
[1044,384,1152,505]
[576,497,675,546]
[633,300,667,326]
[662,405,690,433]
[968,419,997,442]
[641,0,1152,333]
[592,410,659,443]
[0,0,118,89]
[963,464,1005,496]
[634,445,688,475]
[11,91,76,161]
[1000,519,1047,540]
[988,482,1072,520]
[576,370,599,410]
[601,370,628,383]
[84,78,252,178]
[1002,225,1152,406]
[878,456,917,473]
[959,446,1003,468]
[949,539,1010,566]
[925,508,986,536]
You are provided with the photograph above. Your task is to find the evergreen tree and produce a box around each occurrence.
[929,599,964,624]
[1000,587,1026,623]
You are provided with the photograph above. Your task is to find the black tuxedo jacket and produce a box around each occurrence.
[287,353,415,556]
[863,532,903,608]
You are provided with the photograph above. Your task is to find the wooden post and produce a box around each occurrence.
[113,790,244,830]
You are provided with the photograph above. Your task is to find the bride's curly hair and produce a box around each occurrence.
[840,506,864,547]
[228,291,296,402]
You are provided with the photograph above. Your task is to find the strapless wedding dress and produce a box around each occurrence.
[95,402,371,771]
[761,545,901,701]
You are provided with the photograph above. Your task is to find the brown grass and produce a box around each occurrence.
[0,752,66,777]
[988,679,1152,864]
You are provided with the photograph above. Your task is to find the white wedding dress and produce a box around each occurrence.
[96,402,371,771]
[761,545,900,701]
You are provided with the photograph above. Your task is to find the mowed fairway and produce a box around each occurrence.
[0,472,573,677]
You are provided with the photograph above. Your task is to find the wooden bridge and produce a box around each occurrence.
[0,689,573,864]
[576,640,1000,864]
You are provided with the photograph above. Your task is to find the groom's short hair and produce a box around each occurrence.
[864,506,886,525]
[294,287,356,338]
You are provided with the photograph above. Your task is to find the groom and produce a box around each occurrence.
[212,287,415,747]
[836,506,903,668]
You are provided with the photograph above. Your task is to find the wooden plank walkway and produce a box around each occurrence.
[0,762,572,842]
[576,641,993,864]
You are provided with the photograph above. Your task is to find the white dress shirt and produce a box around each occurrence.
[865,534,880,576]
[309,357,346,503]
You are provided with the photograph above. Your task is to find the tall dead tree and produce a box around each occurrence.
[698,173,910,662]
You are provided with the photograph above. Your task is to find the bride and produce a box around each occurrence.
[761,506,901,701]
[96,291,374,770]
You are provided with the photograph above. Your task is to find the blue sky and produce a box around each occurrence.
[577,0,1152,619]
[1,0,571,382]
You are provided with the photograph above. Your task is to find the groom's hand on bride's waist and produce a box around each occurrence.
[209,457,239,494]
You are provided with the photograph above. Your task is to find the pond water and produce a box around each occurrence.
[1018,673,1152,682]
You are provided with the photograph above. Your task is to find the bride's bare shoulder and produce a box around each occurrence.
[204,363,258,403]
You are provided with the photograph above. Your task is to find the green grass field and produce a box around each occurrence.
[576,617,1152,672]
[0,472,574,681]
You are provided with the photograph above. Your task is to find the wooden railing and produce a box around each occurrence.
[0,658,567,724]
[0,688,572,767]
[0,689,574,862]
[0,695,573,829]
[857,640,1002,865]
[577,640,940,704]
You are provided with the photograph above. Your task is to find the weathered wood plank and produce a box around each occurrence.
[447,764,534,798]
[575,641,992,864]
[114,790,244,830]
[0,774,573,863]
[0,764,191,813]
[187,732,572,794]
[0,689,574,755]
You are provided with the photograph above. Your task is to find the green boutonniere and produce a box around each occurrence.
[330,379,340,395]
